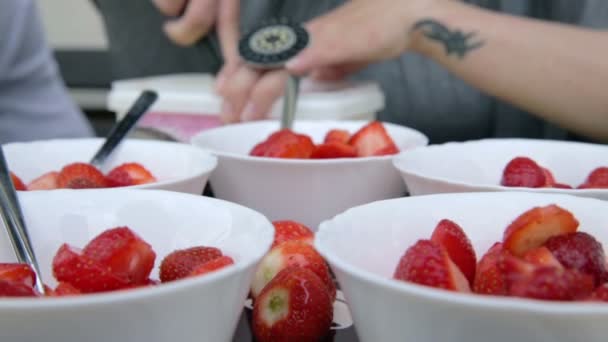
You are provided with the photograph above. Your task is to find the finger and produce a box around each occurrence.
[215,60,241,93]
[217,0,240,64]
[164,0,218,46]
[153,0,187,17]
[241,71,288,121]
[218,66,261,123]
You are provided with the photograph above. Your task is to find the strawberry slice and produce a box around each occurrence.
[57,162,108,189]
[509,266,594,301]
[0,263,36,287]
[578,167,608,189]
[522,247,562,269]
[430,219,477,286]
[394,240,471,292]
[473,243,509,295]
[348,121,399,157]
[190,256,234,277]
[106,163,157,187]
[324,129,350,144]
[0,279,37,297]
[271,220,314,248]
[250,130,315,159]
[27,171,59,190]
[544,232,608,286]
[310,142,357,159]
[159,246,222,282]
[588,283,608,302]
[501,157,547,188]
[51,282,82,297]
[10,172,27,191]
[541,167,556,187]
[52,244,129,293]
[503,205,579,257]
[372,144,400,156]
[552,183,573,189]
[83,227,156,285]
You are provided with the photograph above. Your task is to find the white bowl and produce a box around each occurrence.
[3,138,218,195]
[191,120,428,229]
[0,189,273,342]
[316,192,608,342]
[393,139,608,200]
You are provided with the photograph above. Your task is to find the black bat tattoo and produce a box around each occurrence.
[412,19,485,58]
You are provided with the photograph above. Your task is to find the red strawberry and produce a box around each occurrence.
[579,167,608,189]
[271,220,314,248]
[588,283,608,302]
[522,247,562,269]
[52,244,129,293]
[541,167,556,187]
[310,142,357,159]
[10,172,27,191]
[250,130,315,159]
[251,240,336,301]
[501,157,546,188]
[57,162,108,189]
[324,129,350,144]
[83,227,156,285]
[372,144,400,156]
[190,256,234,276]
[159,246,222,283]
[544,232,608,286]
[430,219,477,286]
[473,243,509,295]
[348,121,399,157]
[0,263,36,287]
[53,282,81,296]
[27,171,59,190]
[106,163,157,187]
[509,266,594,301]
[553,183,573,189]
[0,279,37,297]
[252,267,333,342]
[503,205,579,257]
[394,240,471,292]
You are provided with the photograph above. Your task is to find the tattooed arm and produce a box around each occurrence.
[287,0,608,141]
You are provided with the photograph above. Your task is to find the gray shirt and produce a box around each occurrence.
[0,0,94,144]
[94,0,608,144]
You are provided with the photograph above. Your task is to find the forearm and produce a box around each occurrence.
[409,1,608,142]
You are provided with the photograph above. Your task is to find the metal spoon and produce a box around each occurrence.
[0,147,45,295]
[90,90,158,168]
[239,20,309,130]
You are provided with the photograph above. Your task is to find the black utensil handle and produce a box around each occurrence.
[90,90,158,167]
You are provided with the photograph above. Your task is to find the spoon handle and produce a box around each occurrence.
[281,75,300,130]
[90,90,158,167]
[0,147,45,294]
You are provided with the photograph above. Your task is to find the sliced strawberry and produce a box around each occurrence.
[588,283,608,302]
[310,142,357,159]
[578,167,608,189]
[53,282,81,296]
[324,129,350,144]
[394,240,471,292]
[106,163,157,187]
[509,266,594,301]
[522,247,562,269]
[473,243,509,295]
[541,167,556,187]
[553,183,573,189]
[372,144,400,156]
[252,267,333,342]
[250,130,315,159]
[430,219,477,286]
[501,157,546,188]
[57,162,108,189]
[0,263,36,287]
[52,244,129,293]
[190,256,234,277]
[27,171,59,190]
[271,220,314,248]
[503,205,579,257]
[10,172,27,191]
[348,121,399,157]
[544,232,608,286]
[159,246,222,283]
[83,227,156,285]
[0,279,37,297]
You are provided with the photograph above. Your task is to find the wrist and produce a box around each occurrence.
[406,0,452,55]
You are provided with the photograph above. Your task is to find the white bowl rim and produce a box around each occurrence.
[4,138,218,191]
[393,138,608,195]
[191,120,429,165]
[0,189,272,309]
[315,191,608,315]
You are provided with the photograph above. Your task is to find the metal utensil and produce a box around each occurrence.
[0,147,45,294]
[90,90,158,167]
[239,19,309,130]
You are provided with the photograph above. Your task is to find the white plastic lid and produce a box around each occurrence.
[107,73,385,120]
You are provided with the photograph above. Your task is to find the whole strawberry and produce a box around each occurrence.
[252,267,333,342]
[501,157,546,188]
[159,246,222,282]
[57,162,108,189]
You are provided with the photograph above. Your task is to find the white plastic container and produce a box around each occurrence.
[107,73,385,142]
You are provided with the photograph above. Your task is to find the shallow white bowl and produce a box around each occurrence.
[393,139,608,200]
[191,120,428,229]
[316,192,608,342]
[0,189,274,342]
[3,138,217,195]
